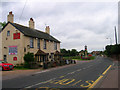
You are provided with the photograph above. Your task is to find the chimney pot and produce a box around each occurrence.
[7,11,14,23]
[9,11,12,15]
[29,18,34,29]
[45,26,50,34]
[30,18,33,21]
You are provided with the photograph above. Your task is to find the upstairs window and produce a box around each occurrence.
[43,39,47,49]
[37,39,40,49]
[30,37,34,48]
[7,31,10,36]
[54,42,57,50]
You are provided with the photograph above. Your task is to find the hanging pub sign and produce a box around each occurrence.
[13,33,20,39]
[9,46,17,55]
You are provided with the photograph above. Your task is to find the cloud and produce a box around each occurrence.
[0,1,118,52]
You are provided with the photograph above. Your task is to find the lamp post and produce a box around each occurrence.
[114,26,118,45]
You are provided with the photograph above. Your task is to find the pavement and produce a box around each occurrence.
[97,60,120,89]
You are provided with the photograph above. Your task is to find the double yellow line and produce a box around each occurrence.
[87,65,112,90]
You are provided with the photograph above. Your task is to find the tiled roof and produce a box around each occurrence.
[2,22,60,43]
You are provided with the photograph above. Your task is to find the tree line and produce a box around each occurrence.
[104,44,120,57]
[60,49,80,57]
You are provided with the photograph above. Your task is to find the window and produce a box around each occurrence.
[7,31,10,36]
[37,39,40,49]
[43,39,47,49]
[54,42,57,50]
[30,37,34,48]
[3,55,7,62]
[9,46,17,55]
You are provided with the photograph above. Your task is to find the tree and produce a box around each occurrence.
[70,49,78,56]
[105,44,120,57]
[24,52,34,63]
[61,48,79,57]
[60,49,67,56]
[0,21,7,29]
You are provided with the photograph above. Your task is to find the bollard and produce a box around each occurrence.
[43,62,48,69]
[74,60,76,64]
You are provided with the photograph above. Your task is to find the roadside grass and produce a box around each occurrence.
[14,66,30,70]
[63,56,95,61]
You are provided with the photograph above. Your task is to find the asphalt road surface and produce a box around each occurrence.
[2,56,113,90]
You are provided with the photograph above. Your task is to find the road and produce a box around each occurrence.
[2,56,113,89]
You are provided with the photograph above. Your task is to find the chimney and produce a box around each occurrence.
[29,18,34,29]
[45,26,50,34]
[7,11,14,23]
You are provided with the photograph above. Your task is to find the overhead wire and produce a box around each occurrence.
[18,0,28,23]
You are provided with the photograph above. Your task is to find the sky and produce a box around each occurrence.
[0,0,119,52]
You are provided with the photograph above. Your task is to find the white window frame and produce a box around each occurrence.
[43,39,47,49]
[30,37,34,48]
[7,31,10,36]
[37,38,40,49]
[54,42,57,50]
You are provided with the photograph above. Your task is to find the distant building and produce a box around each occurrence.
[91,51,102,55]
[0,11,61,65]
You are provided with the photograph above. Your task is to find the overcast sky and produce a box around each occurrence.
[0,0,118,52]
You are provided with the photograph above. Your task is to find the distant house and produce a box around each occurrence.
[91,51,102,55]
[0,11,61,65]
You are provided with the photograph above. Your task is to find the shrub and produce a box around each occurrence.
[24,52,34,63]
[23,52,35,68]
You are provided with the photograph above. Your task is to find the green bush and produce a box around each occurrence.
[105,44,120,57]
[24,52,34,63]
[23,52,35,68]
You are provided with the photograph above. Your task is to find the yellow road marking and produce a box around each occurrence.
[80,80,94,88]
[71,80,82,86]
[59,76,64,78]
[87,65,112,90]
[64,79,75,85]
[87,76,103,89]
[102,65,112,75]
[54,79,69,84]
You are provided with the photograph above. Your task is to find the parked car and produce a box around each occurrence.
[0,61,14,71]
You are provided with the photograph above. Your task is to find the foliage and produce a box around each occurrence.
[70,49,79,56]
[105,44,120,57]
[0,21,7,29]
[60,48,79,57]
[63,56,95,60]
[24,52,34,63]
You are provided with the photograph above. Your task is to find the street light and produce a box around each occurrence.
[106,38,112,45]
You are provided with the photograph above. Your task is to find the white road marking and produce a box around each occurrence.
[68,71,75,74]
[34,70,50,74]
[25,78,56,88]
[77,69,81,71]
[83,68,86,69]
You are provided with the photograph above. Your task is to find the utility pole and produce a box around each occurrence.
[115,26,118,45]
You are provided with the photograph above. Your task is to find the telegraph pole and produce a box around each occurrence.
[115,26,118,45]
